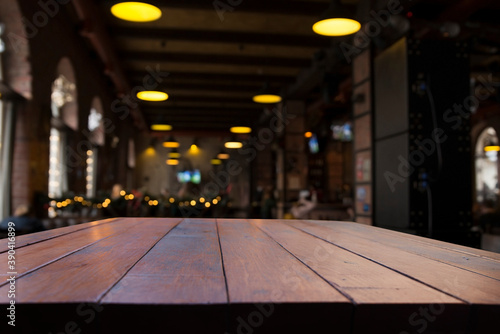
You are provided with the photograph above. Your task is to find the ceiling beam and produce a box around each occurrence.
[72,0,147,130]
[145,112,260,121]
[101,0,330,16]
[144,106,261,114]
[130,81,261,93]
[122,51,311,68]
[143,96,255,104]
[111,27,330,48]
[127,70,295,83]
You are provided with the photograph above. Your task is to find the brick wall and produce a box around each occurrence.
[2,0,135,215]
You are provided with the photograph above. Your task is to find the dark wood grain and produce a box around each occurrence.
[252,219,462,304]
[102,218,227,304]
[313,220,500,280]
[1,218,499,334]
[0,218,117,253]
[0,218,180,303]
[0,219,140,284]
[252,219,469,334]
[217,219,352,334]
[288,219,500,305]
[217,219,349,304]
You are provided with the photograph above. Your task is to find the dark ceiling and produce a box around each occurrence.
[73,0,500,135]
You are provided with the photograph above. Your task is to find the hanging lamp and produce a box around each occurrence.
[312,0,361,37]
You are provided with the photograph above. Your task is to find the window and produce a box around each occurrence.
[86,99,105,197]
[475,127,499,205]
[49,74,75,198]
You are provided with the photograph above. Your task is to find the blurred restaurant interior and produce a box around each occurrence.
[0,0,499,251]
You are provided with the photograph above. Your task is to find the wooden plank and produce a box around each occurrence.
[252,219,469,334]
[287,220,500,305]
[315,220,500,280]
[252,219,462,304]
[217,219,352,334]
[0,219,140,283]
[217,219,349,304]
[100,219,228,334]
[102,219,227,304]
[0,218,117,253]
[330,220,500,262]
[0,218,180,303]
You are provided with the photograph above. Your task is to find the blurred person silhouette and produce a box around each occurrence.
[260,186,276,219]
[290,189,317,219]
[0,204,46,235]
[105,184,127,217]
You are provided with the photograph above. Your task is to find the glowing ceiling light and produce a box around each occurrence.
[150,124,172,131]
[211,159,222,165]
[224,141,243,149]
[252,94,282,104]
[166,159,179,166]
[313,18,361,36]
[217,152,230,160]
[230,126,252,134]
[111,2,162,22]
[484,145,500,152]
[137,91,169,101]
[189,144,200,154]
[304,131,313,138]
[163,136,180,148]
[168,151,181,158]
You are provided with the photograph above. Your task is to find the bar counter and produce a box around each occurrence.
[1,218,499,333]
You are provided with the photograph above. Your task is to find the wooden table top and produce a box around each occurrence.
[1,218,499,333]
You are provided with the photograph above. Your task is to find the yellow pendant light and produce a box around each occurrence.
[253,94,282,104]
[313,0,361,37]
[484,145,500,152]
[224,140,243,149]
[253,83,282,104]
[168,150,181,159]
[189,144,200,154]
[211,158,222,165]
[150,124,172,131]
[230,126,252,134]
[217,151,230,160]
[137,91,169,101]
[163,136,180,148]
[313,18,361,36]
[166,159,179,166]
[111,2,162,22]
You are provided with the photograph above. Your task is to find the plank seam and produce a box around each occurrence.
[315,223,500,282]
[250,220,358,306]
[96,218,184,304]
[289,222,471,305]
[0,218,118,254]
[215,219,231,304]
[0,232,119,288]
